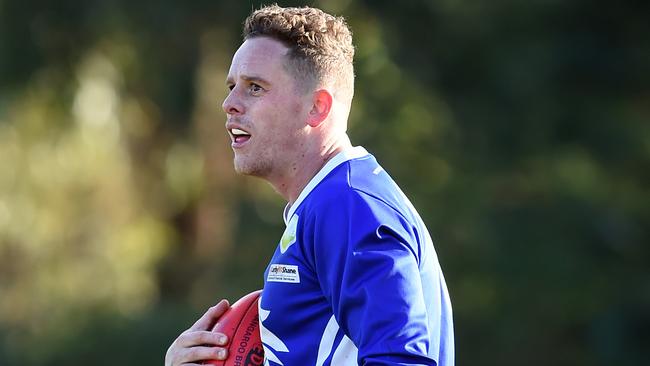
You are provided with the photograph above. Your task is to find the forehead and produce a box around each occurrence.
[227,37,291,82]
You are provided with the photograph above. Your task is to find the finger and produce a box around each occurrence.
[178,331,229,347]
[188,300,230,332]
[180,346,228,363]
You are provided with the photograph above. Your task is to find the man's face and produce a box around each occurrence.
[223,37,311,178]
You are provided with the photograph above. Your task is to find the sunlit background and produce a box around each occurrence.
[1,0,648,365]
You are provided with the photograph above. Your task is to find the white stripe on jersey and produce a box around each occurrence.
[316,315,358,366]
[331,335,358,365]
[316,316,339,366]
[260,306,289,365]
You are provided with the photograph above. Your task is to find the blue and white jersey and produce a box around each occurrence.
[260,146,454,366]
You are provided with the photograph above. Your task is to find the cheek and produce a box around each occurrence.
[265,99,305,130]
[270,97,303,118]
[290,99,304,115]
[251,94,307,146]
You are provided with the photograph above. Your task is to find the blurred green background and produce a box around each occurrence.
[1,0,648,365]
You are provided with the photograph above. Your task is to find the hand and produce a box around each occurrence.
[165,299,231,366]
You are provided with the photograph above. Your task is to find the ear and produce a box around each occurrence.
[307,89,333,128]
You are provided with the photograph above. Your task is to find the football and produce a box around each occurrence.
[204,289,265,366]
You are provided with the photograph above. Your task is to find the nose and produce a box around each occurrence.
[222,88,244,115]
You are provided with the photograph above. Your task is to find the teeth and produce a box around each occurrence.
[231,128,250,136]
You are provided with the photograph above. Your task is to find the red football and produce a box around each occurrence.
[204,290,265,366]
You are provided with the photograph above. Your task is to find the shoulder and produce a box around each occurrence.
[301,157,381,210]
[296,157,428,276]
[303,155,409,221]
[298,156,417,243]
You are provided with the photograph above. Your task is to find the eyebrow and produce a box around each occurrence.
[226,74,271,86]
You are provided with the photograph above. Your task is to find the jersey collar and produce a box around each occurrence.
[283,146,369,225]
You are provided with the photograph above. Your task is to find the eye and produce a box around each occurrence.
[227,84,235,91]
[250,83,264,94]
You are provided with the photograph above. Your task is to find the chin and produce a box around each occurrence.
[233,157,268,177]
[233,162,253,176]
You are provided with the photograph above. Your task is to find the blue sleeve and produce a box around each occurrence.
[306,189,439,366]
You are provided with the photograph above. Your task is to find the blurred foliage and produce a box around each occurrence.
[0,0,648,365]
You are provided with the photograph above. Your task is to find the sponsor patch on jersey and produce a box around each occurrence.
[267,264,300,283]
[280,214,299,253]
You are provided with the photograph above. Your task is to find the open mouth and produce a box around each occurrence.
[230,128,251,145]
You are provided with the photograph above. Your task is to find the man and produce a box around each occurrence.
[165,5,454,366]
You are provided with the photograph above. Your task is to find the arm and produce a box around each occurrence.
[164,300,231,366]
[311,192,440,365]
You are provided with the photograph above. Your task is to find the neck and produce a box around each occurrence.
[270,134,352,204]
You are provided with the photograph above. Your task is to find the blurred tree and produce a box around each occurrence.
[0,0,648,365]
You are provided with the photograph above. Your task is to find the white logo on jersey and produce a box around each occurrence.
[267,264,300,283]
[259,306,289,365]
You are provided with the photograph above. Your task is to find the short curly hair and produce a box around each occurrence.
[243,4,355,102]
